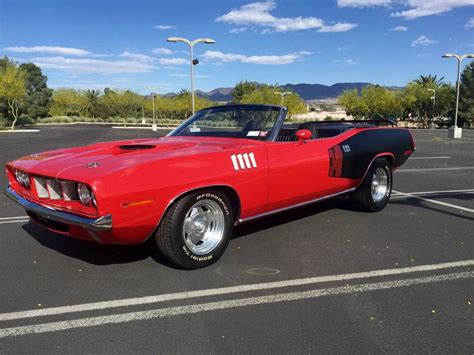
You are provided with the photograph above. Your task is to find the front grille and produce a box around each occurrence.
[32,176,79,201]
[33,177,48,198]
[47,179,62,200]
[62,182,79,200]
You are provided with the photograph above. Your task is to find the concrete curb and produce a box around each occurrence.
[0,129,40,133]
[111,126,176,130]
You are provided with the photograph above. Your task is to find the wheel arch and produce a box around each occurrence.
[147,184,242,241]
[357,152,395,188]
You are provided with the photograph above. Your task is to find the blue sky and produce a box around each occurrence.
[1,0,473,93]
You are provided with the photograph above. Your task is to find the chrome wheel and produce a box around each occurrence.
[183,199,225,255]
[371,167,389,202]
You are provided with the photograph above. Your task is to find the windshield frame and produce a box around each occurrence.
[167,104,288,142]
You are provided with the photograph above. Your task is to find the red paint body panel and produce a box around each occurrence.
[5,127,414,245]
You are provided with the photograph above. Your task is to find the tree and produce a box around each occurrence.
[232,81,258,103]
[81,89,101,118]
[413,74,445,87]
[19,63,52,119]
[49,88,83,116]
[338,86,402,120]
[403,76,455,127]
[0,56,17,124]
[239,84,306,118]
[0,62,27,129]
[459,61,474,127]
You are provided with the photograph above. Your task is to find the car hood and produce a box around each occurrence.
[8,136,261,182]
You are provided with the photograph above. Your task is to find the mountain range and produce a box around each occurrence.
[166,82,373,102]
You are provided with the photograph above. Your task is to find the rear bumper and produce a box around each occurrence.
[4,186,112,232]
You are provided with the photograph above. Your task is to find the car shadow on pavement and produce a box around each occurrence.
[233,197,354,239]
[21,222,174,267]
[388,194,474,222]
[20,197,355,267]
[22,193,470,268]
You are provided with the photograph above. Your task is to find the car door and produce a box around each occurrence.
[265,137,354,212]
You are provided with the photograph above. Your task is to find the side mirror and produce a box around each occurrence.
[295,129,312,142]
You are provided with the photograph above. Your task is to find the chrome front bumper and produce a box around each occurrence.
[4,186,112,232]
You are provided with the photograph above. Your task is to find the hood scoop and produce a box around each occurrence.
[117,144,155,151]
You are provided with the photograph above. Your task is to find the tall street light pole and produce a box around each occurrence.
[427,88,436,129]
[274,91,292,106]
[167,37,215,115]
[442,53,474,138]
[151,93,157,131]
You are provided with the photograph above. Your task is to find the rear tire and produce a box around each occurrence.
[155,190,233,269]
[350,158,392,212]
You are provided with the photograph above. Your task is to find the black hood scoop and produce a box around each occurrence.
[117,144,155,151]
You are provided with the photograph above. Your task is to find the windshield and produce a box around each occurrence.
[169,105,281,140]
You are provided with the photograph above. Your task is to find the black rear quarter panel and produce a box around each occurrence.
[334,128,414,179]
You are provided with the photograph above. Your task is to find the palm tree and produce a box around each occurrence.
[177,88,190,98]
[82,89,101,118]
[410,75,446,127]
[413,74,445,88]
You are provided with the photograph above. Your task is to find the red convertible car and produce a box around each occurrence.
[5,104,414,269]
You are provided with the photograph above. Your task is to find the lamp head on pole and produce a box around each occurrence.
[203,39,216,44]
[466,54,474,59]
[442,53,454,58]
[167,37,179,43]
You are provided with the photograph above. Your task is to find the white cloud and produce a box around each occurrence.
[4,46,91,56]
[216,0,357,33]
[332,58,357,65]
[243,54,301,64]
[216,1,276,26]
[391,26,408,31]
[337,0,474,20]
[229,27,248,34]
[201,50,309,65]
[151,47,173,55]
[201,51,246,63]
[272,17,325,32]
[119,52,154,63]
[411,35,438,47]
[392,0,474,20]
[30,56,156,74]
[154,25,174,30]
[466,17,474,29]
[158,58,188,65]
[337,0,391,7]
[318,22,358,32]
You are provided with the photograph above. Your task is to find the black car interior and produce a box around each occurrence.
[276,122,376,142]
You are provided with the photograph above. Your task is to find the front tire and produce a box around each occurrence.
[155,190,233,269]
[350,158,392,212]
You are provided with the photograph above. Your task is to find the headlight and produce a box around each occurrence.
[77,183,96,207]
[15,169,30,189]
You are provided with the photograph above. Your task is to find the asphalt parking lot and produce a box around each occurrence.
[0,125,472,353]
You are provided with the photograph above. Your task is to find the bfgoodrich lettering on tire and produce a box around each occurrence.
[155,190,233,269]
[350,157,392,212]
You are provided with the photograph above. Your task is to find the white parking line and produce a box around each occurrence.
[0,216,28,221]
[409,156,451,160]
[0,259,472,322]
[0,271,471,339]
[391,189,474,198]
[392,190,474,213]
[0,219,29,225]
[397,167,474,172]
